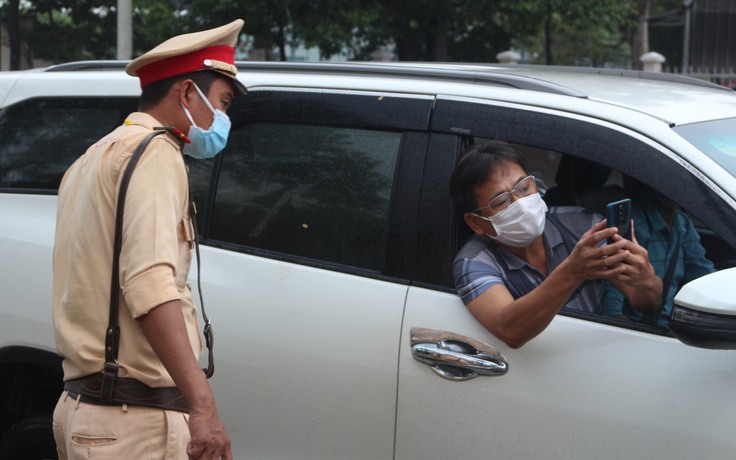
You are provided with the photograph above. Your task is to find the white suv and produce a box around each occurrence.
[2,61,736,459]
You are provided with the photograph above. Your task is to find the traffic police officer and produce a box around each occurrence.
[52,19,246,459]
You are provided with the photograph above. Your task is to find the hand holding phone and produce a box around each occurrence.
[606,198,632,243]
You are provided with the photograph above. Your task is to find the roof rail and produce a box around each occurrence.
[231,61,588,97]
[43,60,587,97]
[43,60,729,95]
[491,63,731,91]
[44,61,129,72]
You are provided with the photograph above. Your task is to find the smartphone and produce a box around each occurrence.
[606,198,632,243]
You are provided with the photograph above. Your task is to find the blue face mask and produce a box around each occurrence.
[181,83,231,159]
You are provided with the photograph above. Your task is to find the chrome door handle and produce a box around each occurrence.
[410,328,508,381]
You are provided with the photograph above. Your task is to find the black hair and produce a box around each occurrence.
[138,70,224,111]
[449,140,529,213]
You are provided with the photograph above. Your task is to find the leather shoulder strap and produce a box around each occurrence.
[101,130,165,401]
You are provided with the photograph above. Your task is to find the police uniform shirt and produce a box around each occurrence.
[52,112,200,388]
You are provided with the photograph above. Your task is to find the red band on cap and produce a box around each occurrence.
[136,45,236,88]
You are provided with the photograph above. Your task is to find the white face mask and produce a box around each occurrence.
[475,193,547,247]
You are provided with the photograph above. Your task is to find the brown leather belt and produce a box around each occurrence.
[64,373,190,414]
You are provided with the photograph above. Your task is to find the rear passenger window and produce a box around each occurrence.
[209,122,401,271]
[0,97,137,191]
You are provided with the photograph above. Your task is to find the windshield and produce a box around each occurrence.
[674,118,736,177]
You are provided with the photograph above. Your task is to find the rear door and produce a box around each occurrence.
[190,87,432,458]
[395,96,736,459]
[0,93,138,355]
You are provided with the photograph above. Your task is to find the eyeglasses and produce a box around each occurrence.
[473,175,537,216]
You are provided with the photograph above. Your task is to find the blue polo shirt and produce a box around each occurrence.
[453,206,603,313]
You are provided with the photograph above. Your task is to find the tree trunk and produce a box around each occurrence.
[277,22,287,61]
[544,17,553,65]
[9,0,20,70]
[432,15,449,61]
[631,0,651,70]
[395,26,418,61]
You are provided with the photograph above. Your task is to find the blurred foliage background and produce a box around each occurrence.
[0,0,684,69]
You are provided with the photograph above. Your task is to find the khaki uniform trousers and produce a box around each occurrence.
[53,391,190,459]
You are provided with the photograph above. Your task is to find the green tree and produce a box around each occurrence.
[29,1,118,62]
[288,0,638,65]
[499,0,637,67]
[369,0,510,62]
[0,0,681,69]
[132,0,301,61]
[292,0,383,60]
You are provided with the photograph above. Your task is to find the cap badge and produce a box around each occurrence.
[203,59,237,76]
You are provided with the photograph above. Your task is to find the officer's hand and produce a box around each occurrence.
[186,408,232,460]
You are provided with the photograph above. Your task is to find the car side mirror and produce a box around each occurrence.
[670,267,736,349]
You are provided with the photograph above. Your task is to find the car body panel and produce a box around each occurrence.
[192,246,407,459]
[0,194,57,354]
[3,72,140,105]
[397,287,736,459]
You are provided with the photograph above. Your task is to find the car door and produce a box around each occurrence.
[188,87,433,458]
[0,94,139,352]
[395,96,736,459]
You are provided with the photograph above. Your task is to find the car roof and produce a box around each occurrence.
[36,60,736,126]
[256,61,736,127]
[462,63,736,126]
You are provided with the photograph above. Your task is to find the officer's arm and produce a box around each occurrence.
[137,300,232,459]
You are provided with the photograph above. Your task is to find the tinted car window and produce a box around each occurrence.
[0,97,138,191]
[208,122,401,271]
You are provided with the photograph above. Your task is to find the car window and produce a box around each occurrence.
[207,122,402,271]
[510,146,728,331]
[0,97,138,191]
[491,143,727,326]
[431,96,736,335]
